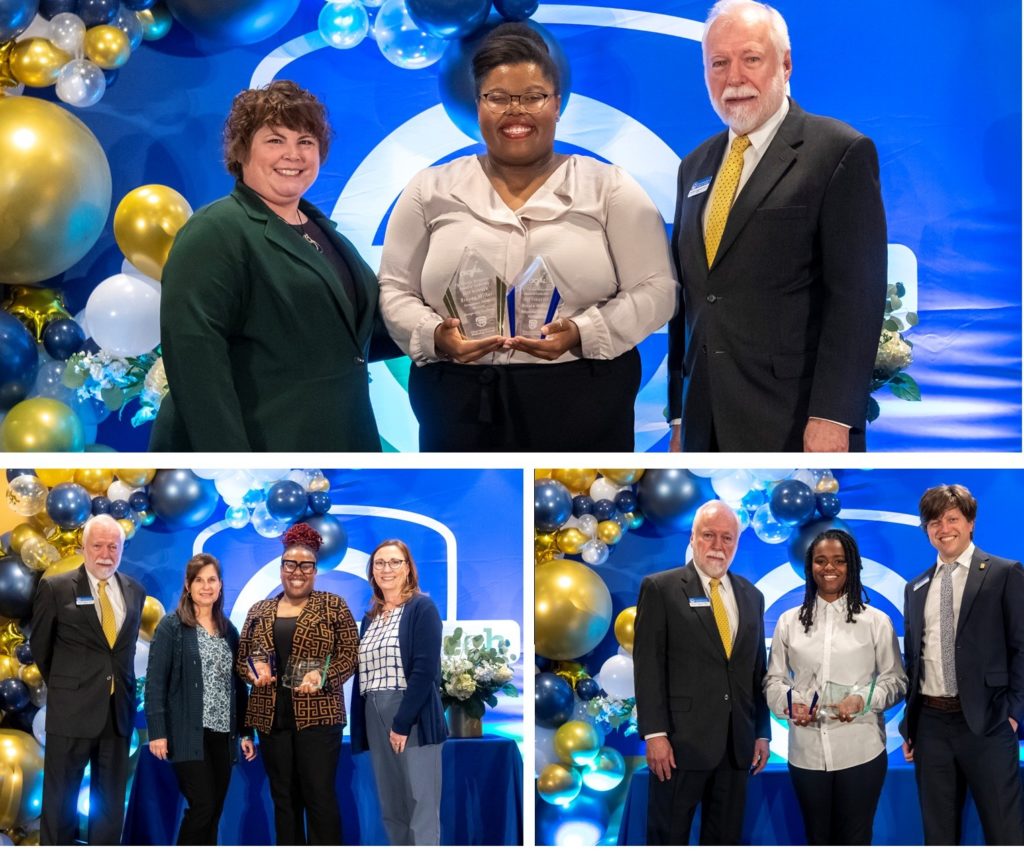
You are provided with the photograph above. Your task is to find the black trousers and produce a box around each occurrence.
[913,706,1024,844]
[41,696,129,845]
[409,348,641,452]
[171,729,232,845]
[788,749,887,844]
[259,724,342,845]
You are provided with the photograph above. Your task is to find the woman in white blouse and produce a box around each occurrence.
[378,22,676,452]
[765,529,907,844]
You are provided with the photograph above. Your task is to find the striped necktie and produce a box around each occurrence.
[704,134,751,266]
[709,578,733,659]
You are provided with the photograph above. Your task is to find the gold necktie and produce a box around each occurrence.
[709,578,733,659]
[98,580,117,695]
[704,135,751,266]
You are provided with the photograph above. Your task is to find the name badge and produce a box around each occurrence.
[76,596,95,606]
[912,577,930,592]
[689,597,711,607]
[687,177,712,198]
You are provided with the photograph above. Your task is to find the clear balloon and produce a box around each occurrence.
[6,474,47,516]
[751,503,792,544]
[251,502,288,538]
[374,0,446,70]
[48,12,86,52]
[112,3,143,48]
[318,0,368,49]
[535,725,560,773]
[55,57,106,107]
[576,514,598,538]
[580,539,609,566]
[581,746,625,792]
[85,272,160,357]
[225,505,250,529]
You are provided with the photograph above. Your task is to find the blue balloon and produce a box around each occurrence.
[592,498,615,522]
[91,496,111,516]
[575,677,601,701]
[0,556,37,620]
[494,0,537,20]
[741,488,768,511]
[374,0,448,70]
[42,319,86,361]
[5,469,34,481]
[407,0,490,39]
[108,499,130,519]
[571,495,593,518]
[14,642,33,665]
[165,0,300,46]
[39,0,76,20]
[307,490,331,515]
[534,479,572,533]
[304,513,348,566]
[816,493,841,520]
[78,0,119,27]
[0,678,30,713]
[0,310,39,410]
[242,487,266,509]
[46,482,92,530]
[770,479,816,526]
[636,470,713,532]
[149,469,219,530]
[128,490,150,512]
[614,490,636,513]
[124,0,157,9]
[0,0,39,41]
[787,518,853,575]
[266,480,307,522]
[535,672,574,728]
[437,15,571,142]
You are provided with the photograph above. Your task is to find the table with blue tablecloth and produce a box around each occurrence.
[124,734,522,845]
[616,762,1024,844]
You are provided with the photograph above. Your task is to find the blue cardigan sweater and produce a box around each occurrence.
[349,593,448,752]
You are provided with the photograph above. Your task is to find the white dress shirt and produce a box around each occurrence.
[919,542,974,697]
[378,154,677,365]
[84,567,126,634]
[765,597,907,771]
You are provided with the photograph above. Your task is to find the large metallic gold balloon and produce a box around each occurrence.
[139,596,165,642]
[551,469,597,493]
[0,287,71,340]
[535,559,612,660]
[597,520,623,545]
[137,5,173,41]
[8,523,42,556]
[16,663,41,690]
[534,469,551,480]
[42,553,82,578]
[46,527,82,558]
[0,655,16,680]
[0,97,112,283]
[74,469,114,494]
[0,398,85,452]
[9,39,70,88]
[36,469,75,488]
[614,606,637,654]
[83,25,130,70]
[555,527,587,556]
[554,720,603,766]
[535,531,556,550]
[600,469,645,485]
[112,185,193,280]
[0,729,45,829]
[537,763,582,806]
[115,469,155,487]
[0,621,25,656]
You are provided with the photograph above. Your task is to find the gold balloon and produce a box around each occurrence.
[600,469,645,485]
[537,763,582,806]
[554,720,603,766]
[0,655,16,680]
[113,184,193,280]
[535,546,558,565]
[74,468,114,494]
[9,38,70,88]
[0,398,85,452]
[597,520,623,545]
[552,660,588,689]
[0,97,112,283]
[816,476,840,494]
[555,527,587,556]
[115,469,155,487]
[17,663,41,690]
[137,5,173,41]
[118,517,136,540]
[8,523,42,555]
[0,729,45,829]
[614,606,637,654]
[0,621,25,656]
[35,469,75,488]
[0,40,16,90]
[46,527,82,558]
[535,531,556,549]
[550,469,598,493]
[83,25,130,70]
[534,469,552,480]
[139,596,165,642]
[43,553,83,578]
[19,534,58,571]
[0,287,71,340]
[535,559,612,660]
[308,476,330,493]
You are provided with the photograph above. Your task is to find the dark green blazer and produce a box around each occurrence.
[150,181,388,451]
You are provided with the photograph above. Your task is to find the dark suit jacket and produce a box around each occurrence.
[900,547,1024,743]
[151,181,397,452]
[634,562,770,770]
[667,99,887,451]
[31,567,146,738]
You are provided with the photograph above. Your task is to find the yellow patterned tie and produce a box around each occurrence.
[98,580,117,694]
[709,578,733,659]
[704,134,751,266]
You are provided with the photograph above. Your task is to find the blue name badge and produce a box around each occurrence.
[688,176,713,198]
[76,596,95,606]
[913,577,930,592]
[689,597,711,608]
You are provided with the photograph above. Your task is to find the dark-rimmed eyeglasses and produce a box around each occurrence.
[372,558,407,570]
[281,560,317,575]
[478,91,552,114]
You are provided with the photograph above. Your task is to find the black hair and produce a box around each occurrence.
[798,529,869,633]
[472,22,561,95]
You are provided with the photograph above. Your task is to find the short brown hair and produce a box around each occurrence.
[366,539,422,620]
[223,80,332,179]
[176,553,229,636]
[919,484,978,528]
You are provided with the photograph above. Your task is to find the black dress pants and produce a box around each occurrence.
[788,749,887,844]
[259,723,343,845]
[172,729,232,845]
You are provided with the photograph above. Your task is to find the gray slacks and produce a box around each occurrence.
[364,689,443,845]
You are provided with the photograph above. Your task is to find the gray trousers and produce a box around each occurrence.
[364,689,443,845]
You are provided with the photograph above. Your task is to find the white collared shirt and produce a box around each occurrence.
[84,567,126,635]
[765,596,907,771]
[919,542,974,697]
[693,562,738,645]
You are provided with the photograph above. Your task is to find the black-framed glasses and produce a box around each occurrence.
[281,560,317,575]
[372,558,407,570]
[478,91,552,114]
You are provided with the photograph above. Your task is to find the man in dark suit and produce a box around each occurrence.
[667,0,887,452]
[900,484,1024,844]
[633,500,770,844]
[31,514,147,845]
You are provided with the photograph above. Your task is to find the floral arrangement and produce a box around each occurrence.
[588,694,638,736]
[63,348,166,427]
[441,627,518,720]
[867,281,920,422]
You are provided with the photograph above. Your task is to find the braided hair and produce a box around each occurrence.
[797,529,869,633]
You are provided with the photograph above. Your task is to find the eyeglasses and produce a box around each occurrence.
[372,558,407,570]
[281,560,317,575]
[478,91,552,114]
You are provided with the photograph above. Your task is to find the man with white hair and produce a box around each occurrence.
[634,500,771,844]
[31,514,147,845]
[667,0,887,452]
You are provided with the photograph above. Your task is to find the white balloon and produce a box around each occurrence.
[85,273,160,357]
[121,258,160,293]
[711,469,754,502]
[191,469,228,480]
[49,13,86,53]
[588,477,619,503]
[597,653,635,700]
[32,705,46,746]
[107,480,133,502]
[688,469,721,478]
[287,469,311,488]
[792,469,819,489]
[535,726,560,775]
[55,58,106,109]
[134,639,150,678]
[21,13,51,40]
[74,307,91,339]
[214,470,257,506]
[255,469,292,485]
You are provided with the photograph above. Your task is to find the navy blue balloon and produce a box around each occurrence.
[575,677,600,701]
[108,499,130,519]
[91,496,111,516]
[0,556,37,620]
[0,0,39,41]
[46,482,92,530]
[128,490,149,512]
[149,469,219,530]
[494,0,537,21]
[614,490,637,513]
[14,642,33,665]
[408,0,490,39]
[42,319,86,361]
[307,491,331,516]
[78,0,119,26]
[535,479,572,533]
[571,495,593,518]
[592,498,615,522]
[535,672,574,728]
[0,310,39,410]
[124,0,156,8]
[0,678,30,713]
[303,513,348,566]
[166,0,300,46]
[788,518,853,575]
[816,493,841,520]
[39,0,76,20]
[770,479,816,526]
[637,469,713,531]
[266,480,307,522]
[5,469,34,481]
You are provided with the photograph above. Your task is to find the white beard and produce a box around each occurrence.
[710,71,787,135]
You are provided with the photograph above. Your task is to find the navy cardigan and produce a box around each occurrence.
[144,613,251,763]
[349,593,448,752]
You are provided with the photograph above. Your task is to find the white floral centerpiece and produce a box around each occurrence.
[441,627,517,724]
[867,281,920,421]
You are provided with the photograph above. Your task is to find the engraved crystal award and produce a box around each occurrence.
[508,256,561,339]
[247,645,275,682]
[820,679,875,719]
[282,656,327,690]
[442,247,508,339]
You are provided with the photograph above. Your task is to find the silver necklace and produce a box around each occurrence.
[292,214,323,253]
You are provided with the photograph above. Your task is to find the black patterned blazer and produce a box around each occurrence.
[236,590,358,732]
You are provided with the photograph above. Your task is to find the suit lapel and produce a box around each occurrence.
[956,550,988,635]
[75,568,107,644]
[686,137,727,270]
[680,562,727,660]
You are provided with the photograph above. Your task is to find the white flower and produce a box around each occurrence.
[875,331,912,376]
[495,665,514,684]
[144,357,168,400]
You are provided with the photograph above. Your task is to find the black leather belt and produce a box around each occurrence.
[920,694,961,712]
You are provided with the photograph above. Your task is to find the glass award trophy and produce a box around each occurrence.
[786,677,819,721]
[442,247,508,339]
[282,656,328,690]
[820,678,875,718]
[508,256,561,339]
[247,645,275,682]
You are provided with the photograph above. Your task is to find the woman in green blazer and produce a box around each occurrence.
[150,80,395,452]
